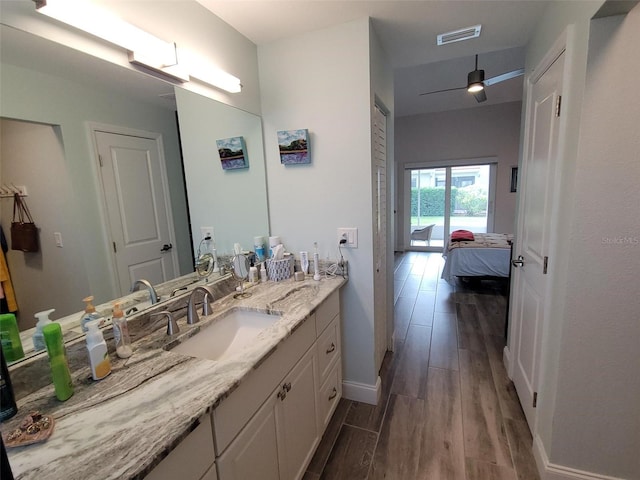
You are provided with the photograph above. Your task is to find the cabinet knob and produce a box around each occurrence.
[328,387,337,401]
[283,382,292,392]
[277,389,287,401]
[326,343,336,354]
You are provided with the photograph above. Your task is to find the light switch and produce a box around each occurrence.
[54,232,63,247]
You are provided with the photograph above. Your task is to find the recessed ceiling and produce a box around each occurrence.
[197,0,551,116]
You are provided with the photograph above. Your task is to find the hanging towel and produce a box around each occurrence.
[0,248,18,313]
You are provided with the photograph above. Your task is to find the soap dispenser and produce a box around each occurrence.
[42,322,74,401]
[86,320,111,380]
[112,303,132,359]
[80,296,105,333]
[33,309,55,352]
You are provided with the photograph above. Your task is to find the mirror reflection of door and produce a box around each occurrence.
[94,129,178,296]
[406,163,496,250]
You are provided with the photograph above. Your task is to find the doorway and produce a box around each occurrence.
[93,126,179,297]
[405,162,496,250]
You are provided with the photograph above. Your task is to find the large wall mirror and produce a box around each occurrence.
[0,25,270,350]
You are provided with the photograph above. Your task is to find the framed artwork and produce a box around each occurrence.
[278,129,310,165]
[510,167,518,192]
[216,136,248,170]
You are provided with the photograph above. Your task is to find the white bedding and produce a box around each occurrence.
[441,233,513,282]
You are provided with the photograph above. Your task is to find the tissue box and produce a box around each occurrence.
[266,257,293,282]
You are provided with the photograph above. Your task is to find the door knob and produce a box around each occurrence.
[511,255,525,268]
[160,243,173,252]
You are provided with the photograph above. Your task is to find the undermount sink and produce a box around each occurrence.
[169,309,281,362]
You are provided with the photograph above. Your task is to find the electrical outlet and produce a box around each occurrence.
[337,227,358,248]
[200,227,214,240]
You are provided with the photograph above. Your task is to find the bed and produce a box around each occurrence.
[441,232,514,283]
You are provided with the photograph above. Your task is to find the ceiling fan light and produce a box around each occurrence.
[467,69,485,92]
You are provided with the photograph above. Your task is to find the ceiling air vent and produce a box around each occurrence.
[437,25,482,46]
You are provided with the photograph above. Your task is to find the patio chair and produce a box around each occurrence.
[411,224,435,245]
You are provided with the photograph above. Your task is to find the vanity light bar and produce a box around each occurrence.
[33,0,241,93]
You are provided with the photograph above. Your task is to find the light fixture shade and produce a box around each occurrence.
[467,69,485,92]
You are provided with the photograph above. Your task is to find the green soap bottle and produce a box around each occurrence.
[42,323,74,401]
[0,313,24,363]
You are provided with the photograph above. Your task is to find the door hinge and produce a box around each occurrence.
[543,256,549,274]
[555,95,562,117]
[113,241,117,253]
[98,154,103,167]
[533,391,538,408]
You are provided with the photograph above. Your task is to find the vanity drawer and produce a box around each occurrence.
[213,314,316,456]
[316,316,340,384]
[317,361,342,429]
[315,290,339,336]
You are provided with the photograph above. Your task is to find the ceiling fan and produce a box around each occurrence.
[419,54,524,103]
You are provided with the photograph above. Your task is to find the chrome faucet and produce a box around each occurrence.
[131,279,159,304]
[187,287,214,325]
[150,310,179,335]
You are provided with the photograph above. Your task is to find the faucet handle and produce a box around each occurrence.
[150,310,179,336]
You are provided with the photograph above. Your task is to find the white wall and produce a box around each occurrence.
[259,18,379,389]
[548,8,640,478]
[395,101,522,245]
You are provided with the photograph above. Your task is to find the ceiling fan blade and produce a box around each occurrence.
[419,85,466,96]
[473,90,487,103]
[484,68,525,86]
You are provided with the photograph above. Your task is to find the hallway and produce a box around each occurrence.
[304,252,539,480]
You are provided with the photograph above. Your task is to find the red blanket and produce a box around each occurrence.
[451,230,475,242]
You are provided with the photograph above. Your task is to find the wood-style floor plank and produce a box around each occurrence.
[429,312,459,371]
[484,333,527,422]
[345,350,400,433]
[459,348,513,467]
[391,324,431,399]
[457,302,486,353]
[320,425,378,480]
[504,417,541,480]
[475,292,506,338]
[415,367,465,480]
[307,398,352,474]
[465,457,518,480]
[393,296,414,344]
[411,291,435,326]
[369,394,424,480]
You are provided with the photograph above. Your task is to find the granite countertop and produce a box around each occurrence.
[3,275,346,480]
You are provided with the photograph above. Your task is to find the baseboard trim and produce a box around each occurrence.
[342,376,381,405]
[533,435,627,480]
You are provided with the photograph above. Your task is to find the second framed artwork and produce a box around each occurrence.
[217,136,248,170]
[278,129,310,165]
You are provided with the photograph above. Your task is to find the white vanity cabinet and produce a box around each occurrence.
[145,415,216,480]
[215,290,342,480]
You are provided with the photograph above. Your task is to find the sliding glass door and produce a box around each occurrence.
[408,163,493,250]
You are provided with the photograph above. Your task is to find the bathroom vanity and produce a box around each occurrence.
[2,275,345,480]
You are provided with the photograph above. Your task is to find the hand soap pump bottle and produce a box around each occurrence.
[112,303,132,359]
[86,320,111,380]
[42,322,74,401]
[33,309,55,352]
[80,296,104,333]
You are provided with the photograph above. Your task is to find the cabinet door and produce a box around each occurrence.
[217,394,280,480]
[276,347,319,480]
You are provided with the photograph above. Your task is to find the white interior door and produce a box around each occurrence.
[95,130,177,296]
[373,105,389,371]
[510,51,565,429]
